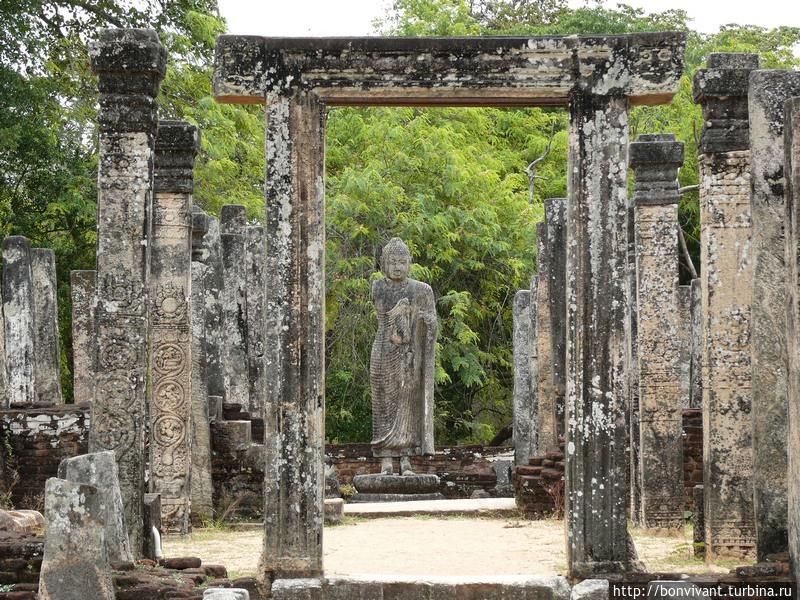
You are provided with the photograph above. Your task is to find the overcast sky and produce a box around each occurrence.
[217,0,800,37]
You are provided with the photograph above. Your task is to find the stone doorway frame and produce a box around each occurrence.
[212,33,686,580]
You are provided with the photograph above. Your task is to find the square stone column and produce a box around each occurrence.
[246,225,268,418]
[630,133,685,530]
[0,285,6,407]
[513,284,536,465]
[564,91,632,576]
[220,204,249,411]
[149,120,200,533]
[87,28,166,559]
[535,220,558,453]
[190,206,215,521]
[2,236,36,405]
[262,89,326,579]
[748,70,800,559]
[688,278,703,409]
[625,192,641,526]
[784,96,800,582]
[70,270,96,404]
[31,248,62,405]
[693,52,759,562]
[199,215,226,401]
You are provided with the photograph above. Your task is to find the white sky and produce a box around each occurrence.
[217,0,800,37]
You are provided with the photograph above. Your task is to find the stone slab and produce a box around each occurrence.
[349,492,445,504]
[343,497,516,518]
[352,473,440,494]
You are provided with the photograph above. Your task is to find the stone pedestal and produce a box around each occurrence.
[351,473,443,502]
[58,451,132,563]
[87,28,166,559]
[70,270,96,404]
[149,120,200,533]
[513,285,536,465]
[220,204,249,410]
[694,52,759,561]
[2,236,36,405]
[564,91,631,576]
[748,70,800,559]
[32,248,62,405]
[39,478,115,600]
[784,97,800,583]
[630,133,685,530]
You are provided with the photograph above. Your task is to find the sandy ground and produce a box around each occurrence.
[164,516,731,579]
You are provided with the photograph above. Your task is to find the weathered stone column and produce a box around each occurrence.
[190,207,214,520]
[220,204,249,410]
[784,96,800,583]
[625,192,641,526]
[246,225,267,418]
[678,284,692,408]
[693,52,758,561]
[262,89,326,579]
[2,236,35,405]
[513,284,536,465]
[630,133,685,530]
[544,198,568,443]
[200,215,226,401]
[31,248,62,405]
[0,287,6,408]
[688,278,703,409]
[748,70,800,559]
[149,120,200,533]
[70,270,96,404]
[87,28,166,558]
[535,221,558,452]
[564,91,631,576]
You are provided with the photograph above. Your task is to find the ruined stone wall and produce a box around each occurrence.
[0,406,89,508]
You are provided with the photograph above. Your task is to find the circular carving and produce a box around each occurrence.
[92,410,135,454]
[154,380,186,412]
[96,373,138,408]
[153,283,187,323]
[153,343,186,376]
[99,337,138,370]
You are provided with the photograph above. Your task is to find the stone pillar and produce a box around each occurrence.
[693,52,759,561]
[678,284,692,408]
[246,225,267,419]
[630,133,685,530]
[0,286,6,408]
[535,221,558,452]
[564,91,631,576]
[513,284,536,465]
[625,191,641,526]
[149,120,200,534]
[87,28,166,559]
[748,70,800,559]
[262,90,326,579]
[688,278,703,409]
[220,204,249,410]
[544,198,568,442]
[784,96,800,582]
[1,236,35,405]
[201,215,226,401]
[39,478,115,600]
[31,248,62,405]
[190,207,214,520]
[70,270,96,404]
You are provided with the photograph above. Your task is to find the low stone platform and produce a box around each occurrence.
[351,473,444,503]
[344,497,517,518]
[271,575,571,600]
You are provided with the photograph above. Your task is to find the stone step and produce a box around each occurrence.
[541,459,554,467]
[224,410,251,421]
[222,402,242,413]
[250,418,265,444]
[541,468,563,480]
[515,465,542,477]
[544,451,563,460]
[527,457,543,466]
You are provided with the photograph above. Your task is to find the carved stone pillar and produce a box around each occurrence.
[694,52,759,561]
[149,120,200,533]
[630,133,685,530]
[87,28,166,558]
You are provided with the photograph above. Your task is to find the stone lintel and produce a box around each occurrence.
[90,29,167,133]
[629,134,684,205]
[154,120,201,194]
[213,33,685,107]
[693,53,760,154]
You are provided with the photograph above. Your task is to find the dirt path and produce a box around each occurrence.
[163,517,728,579]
